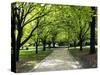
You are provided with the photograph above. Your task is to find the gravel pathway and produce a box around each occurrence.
[29,48,82,72]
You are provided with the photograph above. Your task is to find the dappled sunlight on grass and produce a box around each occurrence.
[16,48,53,73]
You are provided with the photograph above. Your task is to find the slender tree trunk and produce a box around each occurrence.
[48,42,51,48]
[53,42,55,48]
[79,26,83,51]
[74,41,76,48]
[43,43,46,51]
[42,40,46,51]
[90,7,96,54]
[35,42,38,54]
[80,39,83,51]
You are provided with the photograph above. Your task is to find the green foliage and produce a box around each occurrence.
[13,2,94,49]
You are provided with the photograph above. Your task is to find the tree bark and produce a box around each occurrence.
[90,7,96,54]
[74,40,76,48]
[80,38,83,51]
[79,24,83,51]
[42,40,46,51]
[35,42,38,54]
[16,47,20,62]
[48,42,51,48]
[11,3,16,72]
[53,42,55,48]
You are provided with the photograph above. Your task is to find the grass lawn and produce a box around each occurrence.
[68,46,97,68]
[16,47,53,73]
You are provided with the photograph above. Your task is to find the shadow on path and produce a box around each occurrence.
[29,48,82,72]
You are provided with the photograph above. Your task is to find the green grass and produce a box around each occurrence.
[16,47,53,73]
[69,47,89,59]
[20,48,52,61]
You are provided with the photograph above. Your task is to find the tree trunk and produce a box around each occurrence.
[16,47,20,62]
[11,44,16,72]
[43,40,46,51]
[80,38,83,51]
[11,40,20,71]
[35,42,38,54]
[11,4,17,72]
[90,7,96,54]
[48,42,51,48]
[53,42,55,48]
[16,28,22,61]
[74,41,76,48]
[11,22,16,72]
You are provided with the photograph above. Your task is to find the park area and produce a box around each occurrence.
[11,2,97,73]
[16,46,97,72]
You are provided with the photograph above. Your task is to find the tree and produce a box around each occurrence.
[11,2,52,62]
[69,6,92,51]
[90,7,97,54]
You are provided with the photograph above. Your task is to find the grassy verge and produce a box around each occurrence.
[68,46,97,68]
[16,47,53,73]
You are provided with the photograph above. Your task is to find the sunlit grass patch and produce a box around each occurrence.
[16,47,53,73]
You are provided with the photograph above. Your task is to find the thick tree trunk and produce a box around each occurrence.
[11,41,20,70]
[11,43,16,72]
[35,42,38,54]
[11,33,20,71]
[16,47,20,62]
[90,7,96,54]
[16,27,22,61]
[11,23,16,72]
[11,3,16,72]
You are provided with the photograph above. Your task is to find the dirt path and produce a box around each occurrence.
[29,48,82,72]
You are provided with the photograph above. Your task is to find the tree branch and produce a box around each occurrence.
[20,18,40,47]
[82,24,90,39]
[20,25,38,47]
[21,4,35,27]
[23,10,51,27]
